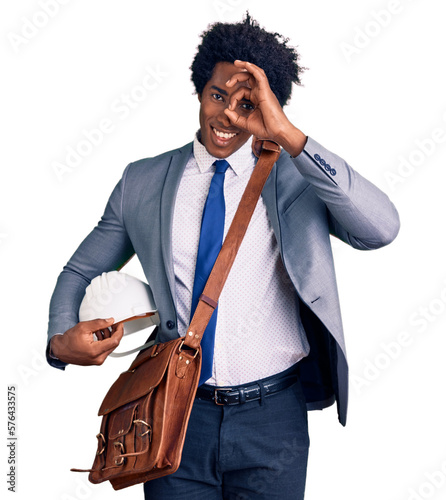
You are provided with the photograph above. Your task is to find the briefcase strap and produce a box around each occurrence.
[184,139,281,351]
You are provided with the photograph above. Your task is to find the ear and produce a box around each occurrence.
[197,93,202,103]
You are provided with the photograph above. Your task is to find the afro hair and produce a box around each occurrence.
[190,13,303,107]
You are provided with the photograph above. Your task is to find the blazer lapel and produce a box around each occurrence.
[160,143,193,311]
[262,151,314,296]
[261,160,280,243]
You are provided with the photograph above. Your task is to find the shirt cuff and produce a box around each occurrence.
[46,334,68,370]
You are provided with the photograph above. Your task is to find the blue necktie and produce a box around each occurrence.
[191,159,230,385]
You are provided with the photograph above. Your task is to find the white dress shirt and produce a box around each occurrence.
[171,134,309,386]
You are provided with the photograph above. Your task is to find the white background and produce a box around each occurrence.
[2,0,446,499]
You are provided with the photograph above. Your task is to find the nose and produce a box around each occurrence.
[217,105,232,128]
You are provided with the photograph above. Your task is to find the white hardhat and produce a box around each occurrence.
[79,271,159,356]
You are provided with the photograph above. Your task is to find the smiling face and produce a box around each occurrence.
[198,62,254,158]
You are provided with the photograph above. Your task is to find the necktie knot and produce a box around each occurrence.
[214,159,230,174]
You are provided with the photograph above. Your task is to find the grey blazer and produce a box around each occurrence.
[47,136,400,425]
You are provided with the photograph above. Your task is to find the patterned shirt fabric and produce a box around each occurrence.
[171,134,310,387]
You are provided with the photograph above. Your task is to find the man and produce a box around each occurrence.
[47,14,400,499]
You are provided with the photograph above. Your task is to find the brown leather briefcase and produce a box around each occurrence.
[87,336,201,489]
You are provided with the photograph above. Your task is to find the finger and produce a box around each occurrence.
[95,329,106,340]
[111,322,124,341]
[224,108,249,130]
[228,86,253,111]
[226,70,253,89]
[93,321,120,340]
[91,333,122,355]
[234,60,267,79]
[233,61,270,90]
[101,323,124,347]
[82,317,115,332]
[100,327,112,340]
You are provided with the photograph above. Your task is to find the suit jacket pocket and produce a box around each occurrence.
[282,184,312,216]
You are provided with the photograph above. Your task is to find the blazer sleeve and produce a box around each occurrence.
[291,137,400,249]
[46,164,135,369]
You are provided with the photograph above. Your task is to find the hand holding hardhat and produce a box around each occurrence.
[50,318,124,366]
[51,271,159,365]
[78,271,159,357]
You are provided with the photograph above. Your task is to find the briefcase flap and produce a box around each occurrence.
[98,338,181,416]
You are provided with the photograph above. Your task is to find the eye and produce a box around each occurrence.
[211,93,224,101]
[241,102,254,111]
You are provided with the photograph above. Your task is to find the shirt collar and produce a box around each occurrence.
[193,131,256,176]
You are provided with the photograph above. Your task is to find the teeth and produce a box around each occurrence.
[213,128,236,139]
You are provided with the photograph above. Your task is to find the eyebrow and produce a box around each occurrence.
[211,85,228,96]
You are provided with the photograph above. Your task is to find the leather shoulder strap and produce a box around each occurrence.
[184,139,281,350]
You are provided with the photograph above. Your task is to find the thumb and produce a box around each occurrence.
[224,108,248,130]
[111,322,124,342]
[83,317,115,332]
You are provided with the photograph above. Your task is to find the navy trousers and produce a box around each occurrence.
[143,367,309,499]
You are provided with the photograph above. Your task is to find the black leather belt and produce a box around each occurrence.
[196,374,298,406]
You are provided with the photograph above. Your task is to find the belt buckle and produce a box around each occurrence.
[214,388,232,406]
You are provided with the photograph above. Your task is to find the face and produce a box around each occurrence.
[198,62,254,158]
